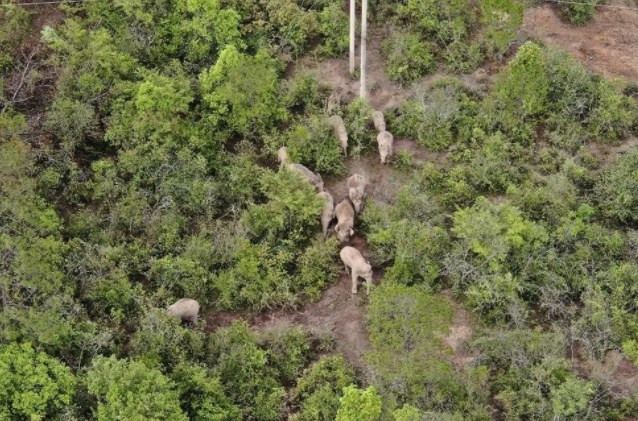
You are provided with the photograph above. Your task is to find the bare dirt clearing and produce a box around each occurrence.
[523,2,638,82]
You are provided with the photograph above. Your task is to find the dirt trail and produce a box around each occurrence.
[523,1,638,82]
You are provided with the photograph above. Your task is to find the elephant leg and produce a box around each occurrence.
[351,273,358,294]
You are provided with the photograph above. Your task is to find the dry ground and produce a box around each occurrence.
[523,1,638,81]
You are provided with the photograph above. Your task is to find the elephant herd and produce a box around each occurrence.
[167,110,392,323]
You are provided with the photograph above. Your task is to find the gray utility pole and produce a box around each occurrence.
[360,0,368,98]
[349,0,356,74]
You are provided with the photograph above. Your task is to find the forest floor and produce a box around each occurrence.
[523,1,638,81]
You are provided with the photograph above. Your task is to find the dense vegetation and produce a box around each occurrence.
[1,0,637,419]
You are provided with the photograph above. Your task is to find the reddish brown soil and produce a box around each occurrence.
[523,2,638,82]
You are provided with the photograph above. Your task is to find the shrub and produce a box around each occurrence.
[129,309,205,371]
[479,0,523,59]
[343,99,375,157]
[317,3,349,57]
[260,326,312,386]
[451,197,548,274]
[493,41,547,117]
[281,116,347,176]
[208,322,286,420]
[292,355,356,421]
[381,32,436,85]
[466,272,527,325]
[594,148,638,226]
[336,386,383,421]
[391,79,478,151]
[170,362,241,421]
[284,73,327,115]
[561,0,598,25]
[200,46,287,141]
[366,283,469,413]
[0,343,76,420]
[87,355,187,420]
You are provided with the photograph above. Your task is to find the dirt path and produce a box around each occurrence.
[523,1,638,82]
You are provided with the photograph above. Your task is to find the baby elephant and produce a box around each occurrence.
[340,246,373,294]
[288,163,324,192]
[328,115,348,156]
[377,131,393,165]
[167,298,200,324]
[318,191,335,238]
[278,146,290,170]
[334,199,355,243]
[347,174,366,214]
[371,110,386,133]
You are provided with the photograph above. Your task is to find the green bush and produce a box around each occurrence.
[391,78,478,151]
[87,355,187,420]
[129,309,205,371]
[365,283,472,413]
[260,326,312,385]
[343,99,375,157]
[292,355,356,421]
[562,0,598,25]
[170,362,241,421]
[318,3,349,57]
[479,0,523,59]
[208,322,286,420]
[381,32,436,85]
[594,148,638,226]
[284,73,328,115]
[493,41,548,118]
[0,343,76,420]
[280,115,347,175]
[200,46,287,141]
[336,386,383,421]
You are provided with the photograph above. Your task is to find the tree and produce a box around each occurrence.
[199,45,287,141]
[87,356,187,420]
[493,41,548,118]
[336,386,382,421]
[0,343,76,420]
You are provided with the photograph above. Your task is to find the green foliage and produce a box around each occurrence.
[284,73,327,115]
[561,0,599,25]
[129,309,205,370]
[391,78,479,151]
[472,329,600,420]
[451,197,547,273]
[0,2,31,72]
[200,46,287,141]
[170,362,241,421]
[208,322,285,420]
[86,0,242,70]
[594,148,638,225]
[87,355,187,420]
[393,404,422,421]
[479,0,523,59]
[317,2,349,57]
[394,0,481,72]
[336,386,383,421]
[260,326,312,385]
[365,283,481,414]
[292,355,356,421]
[0,343,75,420]
[494,41,548,118]
[343,98,375,157]
[381,32,436,85]
[279,115,346,175]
